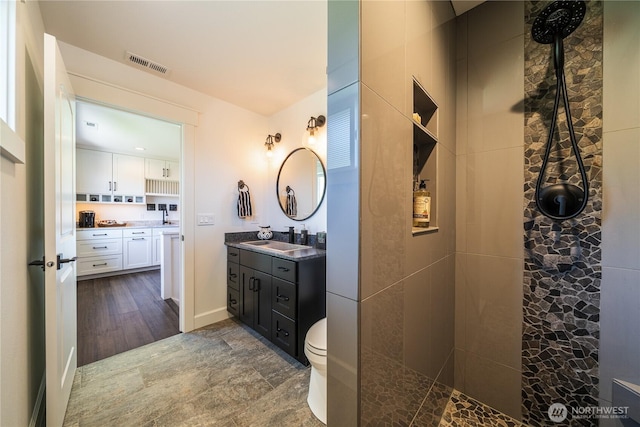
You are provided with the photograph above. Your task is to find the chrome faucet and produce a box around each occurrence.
[161,208,168,225]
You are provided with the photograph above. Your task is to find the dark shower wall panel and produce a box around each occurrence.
[523,1,603,426]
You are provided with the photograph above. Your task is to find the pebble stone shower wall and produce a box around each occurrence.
[523,1,603,426]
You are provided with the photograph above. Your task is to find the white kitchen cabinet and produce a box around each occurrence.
[145,158,179,181]
[113,154,145,195]
[152,227,178,266]
[76,229,124,276]
[123,228,153,269]
[76,148,145,204]
[76,149,112,196]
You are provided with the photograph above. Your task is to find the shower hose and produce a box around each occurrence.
[535,35,589,220]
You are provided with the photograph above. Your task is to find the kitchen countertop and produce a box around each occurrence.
[225,241,326,261]
[77,223,179,230]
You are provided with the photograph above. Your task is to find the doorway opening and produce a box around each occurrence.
[74,99,183,366]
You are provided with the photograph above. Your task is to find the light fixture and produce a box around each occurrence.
[306,115,326,145]
[265,133,281,157]
[135,147,146,151]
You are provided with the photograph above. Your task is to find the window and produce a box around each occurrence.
[0,0,16,129]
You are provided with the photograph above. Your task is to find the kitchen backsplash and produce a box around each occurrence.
[76,196,179,224]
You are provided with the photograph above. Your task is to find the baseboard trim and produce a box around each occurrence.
[194,307,231,329]
[29,374,46,427]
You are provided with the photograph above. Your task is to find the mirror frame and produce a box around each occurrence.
[276,147,327,221]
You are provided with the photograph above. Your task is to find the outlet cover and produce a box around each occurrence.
[197,213,215,226]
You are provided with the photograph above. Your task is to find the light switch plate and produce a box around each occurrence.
[197,213,215,226]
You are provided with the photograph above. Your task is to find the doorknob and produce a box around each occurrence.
[28,256,55,271]
[56,254,77,270]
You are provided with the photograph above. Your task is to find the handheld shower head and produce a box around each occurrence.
[532,0,586,44]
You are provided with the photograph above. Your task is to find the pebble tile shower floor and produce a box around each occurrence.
[64,317,524,426]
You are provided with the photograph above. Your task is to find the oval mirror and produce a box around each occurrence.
[276,148,326,221]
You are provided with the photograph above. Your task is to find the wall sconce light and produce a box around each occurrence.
[265,133,281,157]
[306,115,326,145]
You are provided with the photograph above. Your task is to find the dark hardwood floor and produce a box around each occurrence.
[77,270,180,366]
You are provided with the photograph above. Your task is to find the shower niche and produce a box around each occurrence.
[412,78,438,235]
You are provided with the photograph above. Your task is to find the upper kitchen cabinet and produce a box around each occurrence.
[145,158,180,197]
[145,158,179,181]
[76,148,145,204]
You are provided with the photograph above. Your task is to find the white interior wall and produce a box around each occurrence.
[0,1,47,425]
[57,42,327,329]
[266,88,328,235]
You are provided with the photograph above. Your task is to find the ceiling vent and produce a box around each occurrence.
[124,51,170,77]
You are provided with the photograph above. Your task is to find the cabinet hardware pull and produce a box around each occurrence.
[276,326,290,337]
[132,238,145,240]
[166,167,170,177]
[229,296,237,305]
[109,181,112,191]
[229,273,237,279]
[254,278,260,292]
[132,232,145,234]
[93,263,108,267]
[248,277,255,291]
[92,246,108,249]
[114,181,117,191]
[162,168,166,177]
[229,252,238,257]
[277,266,290,272]
[93,233,108,236]
[276,293,289,302]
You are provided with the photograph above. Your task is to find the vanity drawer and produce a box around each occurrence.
[227,287,240,317]
[227,246,240,263]
[77,238,122,257]
[227,261,240,290]
[272,278,296,320]
[240,249,271,273]
[272,258,296,282]
[272,311,296,357]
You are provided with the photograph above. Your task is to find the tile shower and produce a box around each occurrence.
[327,0,638,425]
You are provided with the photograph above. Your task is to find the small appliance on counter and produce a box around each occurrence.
[78,210,95,228]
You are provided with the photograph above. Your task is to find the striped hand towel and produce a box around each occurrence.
[285,186,297,217]
[237,182,252,218]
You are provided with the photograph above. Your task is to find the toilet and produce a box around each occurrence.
[305,317,327,424]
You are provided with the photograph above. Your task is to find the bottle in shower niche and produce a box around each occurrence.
[413,180,431,228]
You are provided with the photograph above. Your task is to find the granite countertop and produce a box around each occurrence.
[225,241,326,261]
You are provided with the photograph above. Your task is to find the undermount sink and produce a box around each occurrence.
[240,240,309,252]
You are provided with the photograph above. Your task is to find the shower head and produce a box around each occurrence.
[532,0,586,44]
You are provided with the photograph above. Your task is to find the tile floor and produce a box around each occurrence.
[63,318,323,427]
[65,317,524,426]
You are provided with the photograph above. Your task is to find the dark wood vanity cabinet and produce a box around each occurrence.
[226,245,325,365]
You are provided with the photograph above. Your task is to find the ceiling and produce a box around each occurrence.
[38,0,328,118]
[40,1,482,158]
[76,101,181,160]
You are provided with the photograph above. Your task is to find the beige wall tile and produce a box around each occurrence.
[456,59,468,156]
[430,255,456,377]
[603,1,640,133]
[455,154,467,253]
[463,254,523,370]
[405,0,432,116]
[464,352,522,420]
[467,35,524,154]
[602,128,640,270]
[467,1,524,59]
[454,253,466,350]
[404,267,431,376]
[466,146,524,259]
[361,0,406,113]
[360,86,410,299]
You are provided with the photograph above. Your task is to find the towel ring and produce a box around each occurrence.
[238,180,249,191]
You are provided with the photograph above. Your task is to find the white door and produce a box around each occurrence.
[43,33,77,427]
